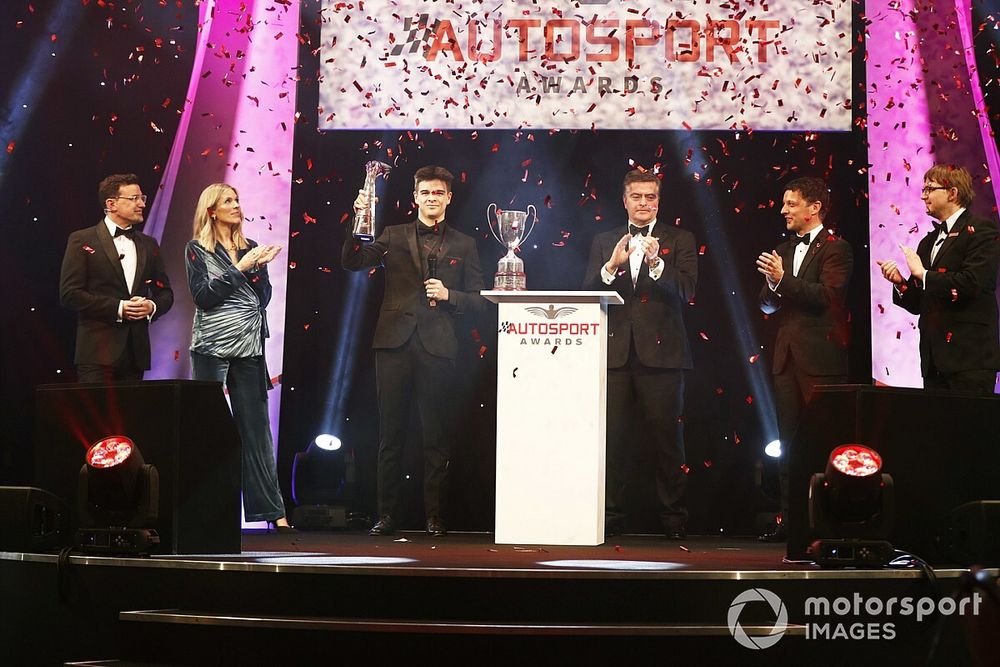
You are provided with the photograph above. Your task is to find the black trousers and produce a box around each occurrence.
[76,328,143,383]
[606,356,687,532]
[374,331,455,521]
[924,365,997,396]
[773,354,846,516]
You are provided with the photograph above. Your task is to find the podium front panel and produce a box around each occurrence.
[491,295,612,545]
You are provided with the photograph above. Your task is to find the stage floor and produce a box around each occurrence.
[205,530,887,576]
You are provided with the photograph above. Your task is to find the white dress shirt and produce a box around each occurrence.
[105,217,155,321]
[601,219,665,285]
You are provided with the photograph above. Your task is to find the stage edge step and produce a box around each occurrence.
[120,609,807,637]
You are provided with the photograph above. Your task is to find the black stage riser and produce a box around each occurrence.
[788,386,1000,564]
[0,556,981,666]
[34,381,242,554]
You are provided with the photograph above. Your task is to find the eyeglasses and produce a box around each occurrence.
[115,194,148,204]
[920,186,948,196]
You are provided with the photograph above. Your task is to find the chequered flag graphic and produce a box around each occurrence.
[389,14,438,56]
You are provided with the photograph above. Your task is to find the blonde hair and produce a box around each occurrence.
[192,183,248,251]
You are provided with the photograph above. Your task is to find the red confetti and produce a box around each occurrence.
[478,345,488,358]
[950,288,958,302]
[82,245,95,254]
[6,141,14,154]
[698,245,707,256]
[698,332,709,341]
[303,212,317,224]
[946,332,953,343]
[303,324,310,330]
[714,387,724,395]
[289,261,297,269]
[748,354,760,364]
[174,350,180,361]
[744,395,753,405]
[680,464,691,474]
[703,460,713,468]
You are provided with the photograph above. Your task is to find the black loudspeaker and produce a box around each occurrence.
[787,385,1000,564]
[34,381,242,554]
[937,501,1000,567]
[0,486,71,552]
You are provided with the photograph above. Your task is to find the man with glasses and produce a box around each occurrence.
[344,165,485,536]
[877,164,1000,394]
[584,169,698,540]
[59,173,173,383]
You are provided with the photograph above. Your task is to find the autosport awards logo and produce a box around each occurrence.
[727,588,788,650]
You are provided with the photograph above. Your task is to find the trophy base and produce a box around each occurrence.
[353,233,375,243]
[494,272,526,291]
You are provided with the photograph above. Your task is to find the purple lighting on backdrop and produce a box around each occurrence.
[143,0,301,526]
[866,0,1000,391]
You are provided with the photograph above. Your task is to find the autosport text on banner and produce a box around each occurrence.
[318,0,852,131]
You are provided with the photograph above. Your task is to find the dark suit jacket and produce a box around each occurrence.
[583,223,698,369]
[342,221,486,360]
[59,221,174,369]
[893,210,1000,375]
[759,229,852,377]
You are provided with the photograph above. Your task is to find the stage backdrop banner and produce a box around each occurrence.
[318,0,851,131]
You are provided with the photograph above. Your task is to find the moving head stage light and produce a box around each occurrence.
[76,436,160,555]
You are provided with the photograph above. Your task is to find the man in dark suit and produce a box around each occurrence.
[878,164,1000,394]
[756,176,853,541]
[583,169,698,540]
[59,173,174,383]
[343,165,485,536]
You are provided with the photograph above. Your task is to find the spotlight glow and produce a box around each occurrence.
[764,439,782,458]
[539,559,685,571]
[86,436,135,469]
[314,434,342,451]
[830,445,881,477]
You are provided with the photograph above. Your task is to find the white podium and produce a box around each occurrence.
[483,290,624,545]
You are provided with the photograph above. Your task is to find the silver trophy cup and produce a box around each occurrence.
[487,203,536,290]
[353,161,392,242]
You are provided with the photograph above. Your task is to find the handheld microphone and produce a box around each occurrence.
[427,252,438,308]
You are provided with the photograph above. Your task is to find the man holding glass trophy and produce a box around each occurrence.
[343,164,485,537]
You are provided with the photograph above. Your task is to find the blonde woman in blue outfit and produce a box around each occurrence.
[185,183,292,531]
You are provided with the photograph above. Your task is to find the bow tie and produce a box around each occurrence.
[932,220,948,235]
[114,227,137,240]
[795,234,811,246]
[629,224,650,237]
[418,223,441,236]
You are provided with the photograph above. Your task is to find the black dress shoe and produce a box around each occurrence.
[369,516,395,536]
[426,516,446,536]
[758,524,787,543]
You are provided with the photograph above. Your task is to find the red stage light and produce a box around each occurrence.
[85,436,135,469]
[829,445,881,478]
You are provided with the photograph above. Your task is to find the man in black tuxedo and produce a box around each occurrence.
[583,169,698,540]
[343,165,485,536]
[59,173,173,383]
[757,176,853,541]
[877,165,1000,394]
